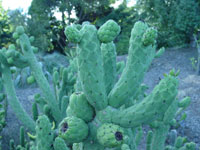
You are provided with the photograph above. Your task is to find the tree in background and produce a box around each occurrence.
[136,0,200,48]
[27,0,116,53]
[0,0,13,48]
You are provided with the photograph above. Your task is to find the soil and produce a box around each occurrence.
[1,47,200,149]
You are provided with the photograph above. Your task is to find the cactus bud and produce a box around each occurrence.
[16,26,25,35]
[59,116,88,144]
[98,20,120,43]
[27,75,35,84]
[65,25,81,43]
[142,27,157,46]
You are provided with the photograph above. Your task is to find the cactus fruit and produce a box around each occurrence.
[142,27,157,46]
[16,26,25,35]
[97,19,121,43]
[97,123,124,148]
[65,25,81,43]
[27,75,35,84]
[59,116,89,144]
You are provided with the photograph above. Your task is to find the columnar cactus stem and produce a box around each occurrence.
[76,24,108,110]
[101,42,117,94]
[1,64,35,131]
[35,115,54,150]
[18,32,62,123]
[108,22,157,108]
[151,123,170,150]
[96,74,178,128]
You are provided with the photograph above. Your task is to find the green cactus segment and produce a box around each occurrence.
[53,137,70,150]
[59,116,89,144]
[32,102,39,121]
[110,74,178,128]
[77,24,107,110]
[29,36,35,43]
[1,65,35,131]
[178,97,191,109]
[65,25,81,43]
[72,143,83,150]
[69,92,94,122]
[9,139,15,150]
[175,136,186,148]
[121,144,131,150]
[116,61,125,75]
[163,99,179,124]
[66,106,75,117]
[27,75,35,84]
[108,21,156,108]
[0,47,28,69]
[16,26,25,35]
[155,47,165,58]
[184,142,196,150]
[101,42,117,94]
[97,20,120,43]
[149,100,179,150]
[13,32,19,39]
[146,131,153,150]
[61,96,69,117]
[83,142,105,150]
[151,123,170,150]
[18,32,62,122]
[20,126,25,147]
[36,115,54,150]
[142,27,157,46]
[75,72,83,92]
[97,123,125,148]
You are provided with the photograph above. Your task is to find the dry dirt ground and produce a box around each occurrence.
[2,47,200,149]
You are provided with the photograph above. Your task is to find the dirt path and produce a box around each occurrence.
[2,47,200,149]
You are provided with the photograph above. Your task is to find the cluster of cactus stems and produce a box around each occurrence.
[0,78,7,150]
[0,20,196,150]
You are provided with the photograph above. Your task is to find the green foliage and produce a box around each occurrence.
[137,0,200,48]
[0,79,6,150]
[27,0,116,53]
[0,0,13,48]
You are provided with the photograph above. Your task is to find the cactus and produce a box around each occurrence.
[0,19,195,149]
[62,20,190,149]
[53,137,69,150]
[101,42,117,94]
[68,92,94,122]
[58,116,89,144]
[35,115,54,150]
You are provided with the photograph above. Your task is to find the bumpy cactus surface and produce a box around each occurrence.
[0,19,195,150]
[61,20,193,150]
